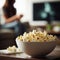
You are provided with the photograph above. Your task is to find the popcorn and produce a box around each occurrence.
[16,30,57,42]
[7,46,17,53]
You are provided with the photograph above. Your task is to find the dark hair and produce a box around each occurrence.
[3,0,16,18]
[6,0,15,6]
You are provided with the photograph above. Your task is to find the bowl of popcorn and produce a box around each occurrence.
[16,30,57,57]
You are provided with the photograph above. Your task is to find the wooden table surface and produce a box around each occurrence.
[0,46,60,60]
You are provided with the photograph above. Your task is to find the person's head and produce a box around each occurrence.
[3,0,16,18]
[4,0,15,7]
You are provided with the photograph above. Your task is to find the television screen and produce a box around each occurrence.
[33,2,60,22]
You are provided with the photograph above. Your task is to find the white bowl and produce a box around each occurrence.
[16,39,56,57]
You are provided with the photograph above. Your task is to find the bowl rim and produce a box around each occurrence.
[16,38,57,43]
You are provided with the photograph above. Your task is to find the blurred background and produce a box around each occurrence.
[0,0,60,49]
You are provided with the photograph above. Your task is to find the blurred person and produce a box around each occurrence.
[0,0,24,36]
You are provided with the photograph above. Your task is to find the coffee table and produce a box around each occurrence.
[0,46,60,60]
